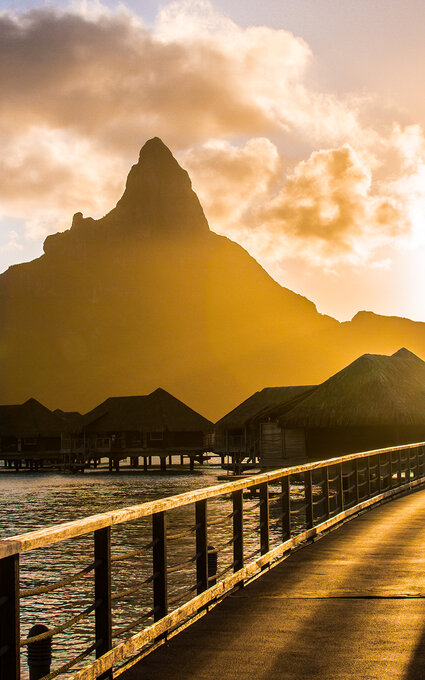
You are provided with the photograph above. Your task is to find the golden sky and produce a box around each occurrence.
[1,0,424,322]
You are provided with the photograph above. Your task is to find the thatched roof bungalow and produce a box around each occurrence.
[0,398,65,454]
[268,348,425,460]
[215,385,315,468]
[79,388,213,455]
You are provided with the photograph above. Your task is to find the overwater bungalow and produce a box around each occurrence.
[263,348,425,462]
[214,385,316,472]
[0,398,66,469]
[74,388,213,470]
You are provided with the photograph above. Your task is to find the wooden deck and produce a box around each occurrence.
[121,487,425,680]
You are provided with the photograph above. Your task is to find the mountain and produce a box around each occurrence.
[0,137,424,421]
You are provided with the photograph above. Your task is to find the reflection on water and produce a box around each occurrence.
[0,468,307,678]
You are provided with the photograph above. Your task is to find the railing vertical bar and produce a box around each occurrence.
[377,455,382,494]
[354,460,360,504]
[233,489,244,574]
[406,452,411,484]
[94,526,112,680]
[0,554,20,680]
[338,463,344,512]
[259,482,269,555]
[323,467,330,520]
[367,456,372,498]
[195,500,208,594]
[152,511,168,621]
[304,470,314,529]
[398,451,402,486]
[282,476,291,540]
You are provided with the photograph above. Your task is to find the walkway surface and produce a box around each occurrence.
[122,488,425,680]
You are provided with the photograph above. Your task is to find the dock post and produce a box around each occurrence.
[144,457,148,472]
[160,457,167,473]
[232,489,244,575]
[304,471,313,529]
[94,527,112,680]
[282,475,291,540]
[354,460,360,504]
[195,500,208,594]
[27,624,51,680]
[259,482,270,555]
[152,512,168,621]
[338,463,344,511]
[0,554,20,680]
[189,456,194,472]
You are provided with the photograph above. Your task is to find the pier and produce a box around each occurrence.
[1,441,425,679]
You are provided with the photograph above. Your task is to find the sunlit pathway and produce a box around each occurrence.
[122,488,425,680]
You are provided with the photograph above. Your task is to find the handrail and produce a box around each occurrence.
[1,440,424,680]
[1,441,423,559]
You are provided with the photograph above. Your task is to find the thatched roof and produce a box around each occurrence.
[0,398,65,437]
[277,348,425,428]
[53,409,82,426]
[80,388,213,433]
[215,385,316,430]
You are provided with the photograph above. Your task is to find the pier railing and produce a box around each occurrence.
[1,441,425,680]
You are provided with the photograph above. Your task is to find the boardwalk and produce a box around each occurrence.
[122,487,425,680]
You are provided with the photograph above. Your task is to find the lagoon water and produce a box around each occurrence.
[2,466,294,678]
[1,467,225,678]
[1,467,301,678]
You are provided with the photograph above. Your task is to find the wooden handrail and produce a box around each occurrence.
[1,441,424,560]
[1,441,425,680]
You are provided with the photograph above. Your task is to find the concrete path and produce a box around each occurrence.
[122,488,425,680]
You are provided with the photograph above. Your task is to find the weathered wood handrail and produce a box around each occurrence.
[1,441,425,680]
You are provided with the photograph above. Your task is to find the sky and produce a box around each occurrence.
[1,0,424,322]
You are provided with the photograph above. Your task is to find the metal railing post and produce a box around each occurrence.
[0,554,20,680]
[377,455,382,494]
[282,476,291,540]
[304,471,313,529]
[195,500,208,594]
[152,512,168,621]
[232,490,244,573]
[94,527,112,680]
[259,482,270,555]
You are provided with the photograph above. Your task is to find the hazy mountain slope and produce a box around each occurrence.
[0,138,424,420]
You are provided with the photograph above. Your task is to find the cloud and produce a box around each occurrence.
[256,145,406,251]
[182,138,282,229]
[0,0,424,275]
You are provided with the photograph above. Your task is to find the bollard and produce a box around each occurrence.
[207,545,218,586]
[27,624,52,680]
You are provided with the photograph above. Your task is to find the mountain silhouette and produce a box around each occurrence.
[0,138,424,420]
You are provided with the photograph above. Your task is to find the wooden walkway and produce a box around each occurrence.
[122,487,425,680]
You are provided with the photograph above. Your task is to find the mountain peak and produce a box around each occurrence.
[104,137,210,237]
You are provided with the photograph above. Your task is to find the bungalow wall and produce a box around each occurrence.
[259,422,306,468]
[85,429,208,453]
[0,435,61,453]
[304,425,425,460]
